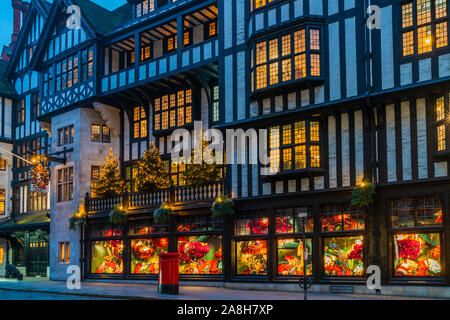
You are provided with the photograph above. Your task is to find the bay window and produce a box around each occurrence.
[435,95,448,153]
[401,0,448,57]
[251,27,322,92]
[268,119,321,173]
[153,89,193,132]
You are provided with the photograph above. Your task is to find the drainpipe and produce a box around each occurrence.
[364,0,381,269]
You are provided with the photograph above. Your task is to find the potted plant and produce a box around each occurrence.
[351,181,376,208]
[109,205,128,224]
[69,211,86,231]
[154,202,173,225]
[211,195,234,218]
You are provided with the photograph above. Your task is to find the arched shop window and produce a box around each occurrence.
[391,195,443,277]
[177,215,223,275]
[129,219,169,275]
[321,204,365,277]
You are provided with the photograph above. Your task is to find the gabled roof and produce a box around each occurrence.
[28,0,132,70]
[0,60,16,97]
[6,0,52,78]
[71,0,132,35]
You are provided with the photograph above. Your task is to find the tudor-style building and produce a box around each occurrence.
[0,0,449,287]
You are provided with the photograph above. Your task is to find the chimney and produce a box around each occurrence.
[2,0,30,61]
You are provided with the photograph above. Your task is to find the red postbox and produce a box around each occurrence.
[158,253,179,294]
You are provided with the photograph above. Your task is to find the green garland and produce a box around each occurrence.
[351,182,376,208]
[154,202,173,225]
[69,211,86,231]
[211,195,234,218]
[109,205,128,224]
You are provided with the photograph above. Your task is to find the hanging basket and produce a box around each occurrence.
[69,211,86,231]
[109,205,128,224]
[351,181,376,208]
[154,202,173,225]
[211,195,234,218]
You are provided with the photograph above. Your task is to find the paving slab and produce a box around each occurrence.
[0,279,439,300]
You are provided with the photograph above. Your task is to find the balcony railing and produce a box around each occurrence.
[86,180,224,214]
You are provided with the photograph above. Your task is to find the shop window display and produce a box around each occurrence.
[236,217,269,235]
[275,208,314,234]
[91,240,124,274]
[131,238,169,274]
[277,238,312,276]
[324,236,364,276]
[321,205,364,231]
[177,235,223,275]
[394,233,441,277]
[236,240,268,275]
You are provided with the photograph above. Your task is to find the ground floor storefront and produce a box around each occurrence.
[83,180,450,286]
[0,216,50,277]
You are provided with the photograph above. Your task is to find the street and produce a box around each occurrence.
[0,289,119,300]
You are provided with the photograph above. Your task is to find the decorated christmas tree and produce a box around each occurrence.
[182,137,222,188]
[91,148,125,197]
[135,142,170,192]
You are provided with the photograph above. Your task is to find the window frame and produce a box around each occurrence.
[251,26,323,93]
[153,89,193,133]
[267,118,323,173]
[400,0,449,58]
[58,125,74,146]
[57,167,74,203]
[434,94,449,154]
[59,242,70,264]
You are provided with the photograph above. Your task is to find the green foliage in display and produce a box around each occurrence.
[351,181,376,208]
[109,205,127,224]
[211,195,234,218]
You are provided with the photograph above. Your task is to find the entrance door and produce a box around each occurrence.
[27,235,49,277]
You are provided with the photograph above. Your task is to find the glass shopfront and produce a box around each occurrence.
[390,195,443,278]
[321,204,365,277]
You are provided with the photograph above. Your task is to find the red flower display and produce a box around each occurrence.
[132,240,156,260]
[275,217,293,233]
[397,239,422,260]
[247,219,268,234]
[178,241,210,263]
[347,244,363,260]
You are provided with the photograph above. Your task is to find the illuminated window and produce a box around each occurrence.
[58,125,74,146]
[0,159,6,171]
[435,96,447,152]
[0,190,5,215]
[401,0,448,56]
[140,44,152,62]
[16,99,25,125]
[133,106,147,139]
[252,28,321,91]
[268,119,321,172]
[91,166,101,197]
[57,167,73,202]
[0,247,3,264]
[166,35,177,52]
[212,85,220,123]
[206,20,218,39]
[154,89,193,132]
[59,242,70,264]
[251,0,274,11]
[81,46,94,81]
[183,30,192,47]
[91,124,110,143]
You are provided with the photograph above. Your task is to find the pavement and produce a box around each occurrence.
[0,279,440,300]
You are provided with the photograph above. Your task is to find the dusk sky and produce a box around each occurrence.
[0,0,127,50]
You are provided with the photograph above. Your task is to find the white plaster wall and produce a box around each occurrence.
[49,106,120,281]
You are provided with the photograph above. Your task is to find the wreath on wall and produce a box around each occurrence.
[351,181,376,208]
[211,195,234,218]
[154,202,173,225]
[69,211,87,231]
[109,205,128,224]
